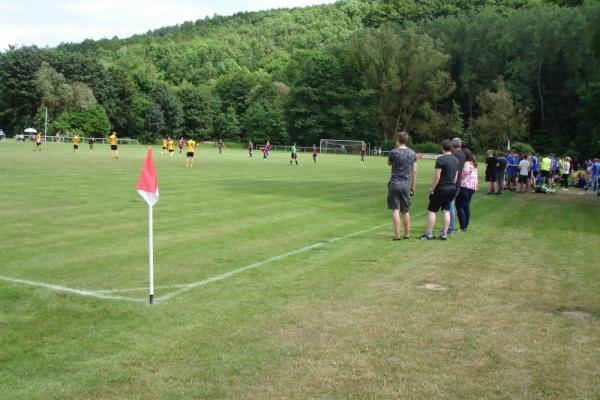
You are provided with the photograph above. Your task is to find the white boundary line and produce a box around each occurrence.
[0,275,145,303]
[154,221,394,303]
[0,214,423,304]
[97,284,190,294]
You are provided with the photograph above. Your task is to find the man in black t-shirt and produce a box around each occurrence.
[447,137,465,234]
[495,152,507,194]
[419,139,459,240]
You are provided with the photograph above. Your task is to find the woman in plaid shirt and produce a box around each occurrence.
[455,148,479,232]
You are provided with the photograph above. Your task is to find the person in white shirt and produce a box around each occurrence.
[561,157,571,190]
[518,155,530,193]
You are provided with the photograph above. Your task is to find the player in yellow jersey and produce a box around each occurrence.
[162,137,168,154]
[186,138,196,168]
[109,131,118,158]
[167,137,175,157]
[34,133,42,151]
[72,133,80,153]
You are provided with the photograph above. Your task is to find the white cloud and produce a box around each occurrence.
[0,2,24,13]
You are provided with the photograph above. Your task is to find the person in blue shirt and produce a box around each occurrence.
[530,153,539,187]
[506,152,517,191]
[589,158,600,192]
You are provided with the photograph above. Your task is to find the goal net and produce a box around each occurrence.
[319,139,367,155]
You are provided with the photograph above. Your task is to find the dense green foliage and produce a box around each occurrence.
[0,0,598,155]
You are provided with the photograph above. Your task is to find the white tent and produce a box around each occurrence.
[24,128,37,133]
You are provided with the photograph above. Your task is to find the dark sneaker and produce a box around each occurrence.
[392,237,401,241]
[418,233,433,240]
[437,234,448,240]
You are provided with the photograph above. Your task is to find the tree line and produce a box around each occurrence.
[0,0,598,156]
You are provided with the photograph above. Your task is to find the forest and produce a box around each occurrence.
[0,0,599,156]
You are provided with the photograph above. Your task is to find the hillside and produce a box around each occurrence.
[1,0,599,155]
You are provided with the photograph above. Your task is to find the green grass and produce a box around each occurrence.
[0,140,599,399]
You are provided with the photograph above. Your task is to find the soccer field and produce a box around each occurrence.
[1,140,599,399]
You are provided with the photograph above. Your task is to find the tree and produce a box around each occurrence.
[176,83,219,138]
[51,105,111,136]
[348,26,455,140]
[472,79,529,150]
[216,106,241,139]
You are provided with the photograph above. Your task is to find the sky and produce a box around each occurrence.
[0,0,338,50]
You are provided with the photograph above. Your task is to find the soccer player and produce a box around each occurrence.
[218,139,225,154]
[109,130,118,158]
[290,143,299,166]
[72,133,80,153]
[178,137,184,154]
[34,133,42,151]
[167,137,175,157]
[263,140,271,160]
[248,140,254,157]
[185,138,196,168]
[312,144,318,163]
[88,137,95,149]
[419,139,459,241]
[387,132,417,240]
[360,144,366,162]
[161,137,167,154]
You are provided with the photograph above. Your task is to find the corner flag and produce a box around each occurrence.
[136,147,158,304]
[136,147,159,206]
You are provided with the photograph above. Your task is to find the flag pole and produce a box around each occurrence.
[149,204,154,304]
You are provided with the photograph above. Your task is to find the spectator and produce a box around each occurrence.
[456,148,479,232]
[419,139,459,241]
[485,150,497,194]
[495,152,507,194]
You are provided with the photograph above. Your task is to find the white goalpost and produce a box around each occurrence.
[319,139,368,155]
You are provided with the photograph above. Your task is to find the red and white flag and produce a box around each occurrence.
[136,147,159,207]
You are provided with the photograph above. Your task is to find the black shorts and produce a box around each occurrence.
[533,170,539,177]
[485,172,496,182]
[168,149,174,153]
[387,183,411,213]
[291,152,297,159]
[162,147,167,150]
[74,144,79,149]
[186,152,194,158]
[518,175,528,184]
[111,145,118,151]
[495,172,504,182]
[427,186,456,213]
[541,170,550,178]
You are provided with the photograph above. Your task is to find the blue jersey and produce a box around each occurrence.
[506,155,516,173]
[593,162,600,176]
[531,156,539,172]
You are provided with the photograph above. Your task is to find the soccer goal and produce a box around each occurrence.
[319,139,368,155]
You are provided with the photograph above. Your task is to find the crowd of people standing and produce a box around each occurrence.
[484,150,599,194]
[387,134,478,241]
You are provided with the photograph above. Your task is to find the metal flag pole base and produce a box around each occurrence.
[149,294,154,304]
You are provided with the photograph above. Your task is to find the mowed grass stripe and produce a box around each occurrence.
[0,140,598,399]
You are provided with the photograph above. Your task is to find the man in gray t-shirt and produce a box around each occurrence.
[387,131,417,240]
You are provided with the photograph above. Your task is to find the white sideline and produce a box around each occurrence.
[97,284,190,294]
[1,214,424,304]
[0,275,145,303]
[155,222,392,303]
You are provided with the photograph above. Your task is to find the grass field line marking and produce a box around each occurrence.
[0,275,145,303]
[154,218,412,304]
[96,284,190,294]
